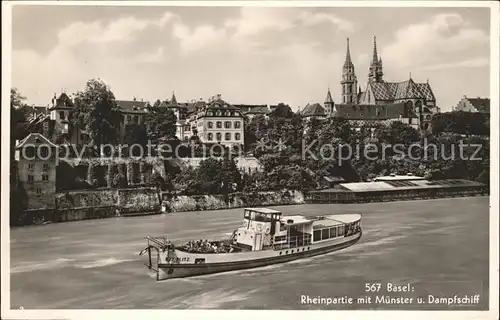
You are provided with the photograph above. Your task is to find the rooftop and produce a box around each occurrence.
[333,179,486,193]
[373,174,425,181]
[244,207,282,214]
[281,215,311,225]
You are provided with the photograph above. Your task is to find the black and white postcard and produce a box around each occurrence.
[1,1,498,320]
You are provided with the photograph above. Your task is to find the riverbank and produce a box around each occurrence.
[11,180,489,226]
[11,189,305,226]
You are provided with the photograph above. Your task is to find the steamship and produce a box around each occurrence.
[140,207,362,280]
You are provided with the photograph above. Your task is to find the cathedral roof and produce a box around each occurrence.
[368,80,435,102]
[301,103,326,117]
[394,79,426,100]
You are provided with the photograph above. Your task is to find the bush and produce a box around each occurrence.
[112,173,127,188]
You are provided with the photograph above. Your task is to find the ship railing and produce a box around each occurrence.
[273,234,312,250]
[142,236,173,251]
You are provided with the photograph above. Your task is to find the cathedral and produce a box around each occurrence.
[323,36,440,130]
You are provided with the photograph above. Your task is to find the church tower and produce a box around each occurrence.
[325,87,335,116]
[368,36,384,83]
[341,38,358,104]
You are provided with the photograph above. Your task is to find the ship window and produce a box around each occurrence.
[321,229,330,240]
[280,223,286,231]
[285,251,288,254]
[338,226,345,236]
[313,230,321,242]
[330,227,337,238]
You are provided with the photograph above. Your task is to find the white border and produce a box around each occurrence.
[1,1,498,320]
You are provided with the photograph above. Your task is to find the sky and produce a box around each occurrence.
[11,4,491,111]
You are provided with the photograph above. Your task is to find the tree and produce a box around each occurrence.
[269,103,295,119]
[123,124,148,154]
[431,111,489,137]
[244,115,268,150]
[11,88,29,138]
[153,99,162,108]
[70,79,123,147]
[112,173,128,188]
[144,105,177,144]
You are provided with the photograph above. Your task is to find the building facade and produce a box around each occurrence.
[453,96,490,113]
[193,94,245,147]
[14,133,58,210]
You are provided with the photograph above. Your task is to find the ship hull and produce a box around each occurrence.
[156,231,361,280]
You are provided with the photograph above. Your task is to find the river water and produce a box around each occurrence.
[10,197,489,310]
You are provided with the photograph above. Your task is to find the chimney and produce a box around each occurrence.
[133,96,137,101]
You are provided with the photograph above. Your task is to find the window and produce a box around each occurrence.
[225,121,231,129]
[235,133,241,141]
[208,122,213,129]
[42,174,49,181]
[330,227,337,238]
[36,188,42,195]
[207,112,213,116]
[208,133,213,141]
[216,111,221,116]
[338,226,345,237]
[216,133,222,141]
[43,164,49,171]
[133,115,139,123]
[321,229,329,240]
[27,163,34,170]
[127,115,131,121]
[39,147,49,159]
[313,230,321,242]
[216,121,222,128]
[185,126,190,131]
[27,174,34,182]
[225,133,231,141]
[234,121,241,129]
[59,111,66,120]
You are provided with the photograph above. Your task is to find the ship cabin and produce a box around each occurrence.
[233,208,283,251]
[233,209,362,252]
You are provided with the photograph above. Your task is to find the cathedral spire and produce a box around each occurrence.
[341,38,358,104]
[371,36,379,65]
[368,35,383,83]
[344,38,353,67]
